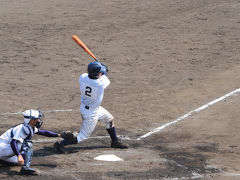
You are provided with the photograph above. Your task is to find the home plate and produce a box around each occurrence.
[94,154,123,161]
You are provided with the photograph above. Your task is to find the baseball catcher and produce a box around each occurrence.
[54,61,129,153]
[0,109,63,175]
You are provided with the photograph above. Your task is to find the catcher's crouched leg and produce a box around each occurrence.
[19,141,38,175]
[54,131,78,153]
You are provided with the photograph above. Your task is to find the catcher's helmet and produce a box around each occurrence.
[87,61,104,79]
[22,109,44,128]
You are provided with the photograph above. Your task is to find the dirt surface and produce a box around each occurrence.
[1,0,240,179]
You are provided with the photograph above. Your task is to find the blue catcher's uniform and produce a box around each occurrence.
[0,109,59,175]
[0,123,34,164]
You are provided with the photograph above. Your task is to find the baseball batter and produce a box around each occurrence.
[54,61,128,153]
[0,109,63,175]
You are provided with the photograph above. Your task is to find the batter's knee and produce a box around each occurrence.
[106,118,115,129]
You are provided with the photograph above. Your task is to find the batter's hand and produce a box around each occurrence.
[101,63,108,72]
[18,154,24,166]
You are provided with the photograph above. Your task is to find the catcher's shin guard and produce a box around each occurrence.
[19,141,37,175]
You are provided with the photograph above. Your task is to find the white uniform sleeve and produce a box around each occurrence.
[101,75,110,89]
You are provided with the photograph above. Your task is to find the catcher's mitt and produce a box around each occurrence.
[60,131,75,141]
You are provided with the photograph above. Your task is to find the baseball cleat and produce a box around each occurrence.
[111,140,129,149]
[54,141,66,154]
[19,166,37,175]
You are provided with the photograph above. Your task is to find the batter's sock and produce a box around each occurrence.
[107,127,118,142]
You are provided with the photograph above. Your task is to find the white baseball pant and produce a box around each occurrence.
[77,105,113,143]
[0,140,22,163]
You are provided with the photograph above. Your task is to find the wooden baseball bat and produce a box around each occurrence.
[72,35,98,61]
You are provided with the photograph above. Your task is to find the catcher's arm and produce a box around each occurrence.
[37,129,61,137]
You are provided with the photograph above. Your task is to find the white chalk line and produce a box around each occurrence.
[1,88,240,143]
[0,109,73,116]
[137,88,240,140]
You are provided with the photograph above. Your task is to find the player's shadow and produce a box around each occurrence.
[34,144,109,157]
[0,160,57,177]
[0,160,19,176]
[31,163,57,168]
[65,145,109,154]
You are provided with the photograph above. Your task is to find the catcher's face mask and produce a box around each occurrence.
[23,109,44,128]
[36,119,43,128]
[33,110,44,128]
[36,111,44,128]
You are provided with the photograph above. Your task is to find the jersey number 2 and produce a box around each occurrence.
[85,86,92,97]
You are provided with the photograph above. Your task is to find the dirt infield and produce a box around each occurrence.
[1,0,240,179]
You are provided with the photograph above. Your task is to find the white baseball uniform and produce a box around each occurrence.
[0,124,38,163]
[77,73,113,142]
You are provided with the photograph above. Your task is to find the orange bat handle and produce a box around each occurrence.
[72,35,98,61]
